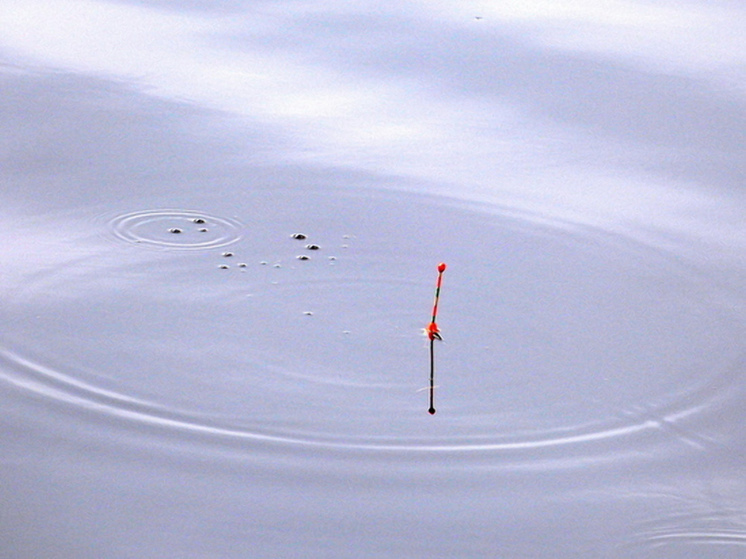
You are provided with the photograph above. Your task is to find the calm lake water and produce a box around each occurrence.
[2,1,746,557]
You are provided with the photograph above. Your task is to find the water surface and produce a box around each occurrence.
[1,2,746,557]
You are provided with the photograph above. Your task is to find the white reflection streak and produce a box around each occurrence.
[0,0,408,124]
[422,0,746,75]
[0,1,439,164]
[2,0,745,253]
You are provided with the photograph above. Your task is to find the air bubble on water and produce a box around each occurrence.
[303,311,313,316]
[273,263,282,268]
[109,210,242,250]
[291,233,307,240]
[305,244,320,250]
[238,263,247,268]
[297,255,310,260]
[260,261,268,266]
[222,251,233,257]
[218,264,229,269]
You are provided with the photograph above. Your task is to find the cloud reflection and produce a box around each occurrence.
[1,0,745,248]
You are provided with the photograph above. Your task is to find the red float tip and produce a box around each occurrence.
[427,322,441,340]
[437,262,447,273]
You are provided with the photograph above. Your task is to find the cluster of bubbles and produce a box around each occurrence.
[215,231,346,270]
[168,217,209,235]
[109,209,355,320]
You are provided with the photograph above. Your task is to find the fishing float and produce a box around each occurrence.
[427,262,446,415]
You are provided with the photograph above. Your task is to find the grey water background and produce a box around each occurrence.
[1,1,746,557]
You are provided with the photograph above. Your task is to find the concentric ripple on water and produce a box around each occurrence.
[108,209,244,250]
[1,189,743,462]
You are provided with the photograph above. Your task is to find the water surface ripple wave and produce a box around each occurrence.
[107,208,244,250]
[1,191,743,464]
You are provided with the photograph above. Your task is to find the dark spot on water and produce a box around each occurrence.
[198,228,208,233]
[218,264,229,269]
[192,218,206,224]
[260,261,268,266]
[297,255,310,260]
[238,263,247,268]
[305,244,320,250]
[169,228,182,234]
[292,233,307,240]
[222,252,233,257]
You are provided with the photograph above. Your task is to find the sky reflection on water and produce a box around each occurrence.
[1,1,746,557]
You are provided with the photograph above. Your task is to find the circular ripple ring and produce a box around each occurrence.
[108,209,243,250]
